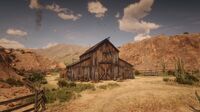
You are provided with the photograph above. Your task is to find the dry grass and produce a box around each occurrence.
[46,76,200,112]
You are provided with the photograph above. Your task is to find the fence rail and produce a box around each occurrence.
[0,78,46,112]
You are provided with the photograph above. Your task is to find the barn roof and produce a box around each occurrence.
[119,58,133,67]
[67,57,90,67]
[80,37,119,57]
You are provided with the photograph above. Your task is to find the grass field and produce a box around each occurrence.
[46,76,200,112]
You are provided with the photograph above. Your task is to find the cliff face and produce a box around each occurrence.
[120,34,200,71]
[0,47,20,79]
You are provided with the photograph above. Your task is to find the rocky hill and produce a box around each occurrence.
[119,33,200,71]
[34,44,87,65]
[0,46,57,77]
[0,47,20,80]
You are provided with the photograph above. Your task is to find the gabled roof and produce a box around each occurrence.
[67,57,90,67]
[80,37,119,57]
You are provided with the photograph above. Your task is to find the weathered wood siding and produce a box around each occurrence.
[119,59,134,79]
[66,39,134,81]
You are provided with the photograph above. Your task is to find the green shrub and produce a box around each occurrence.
[44,89,57,103]
[72,83,95,93]
[98,85,107,89]
[57,80,94,92]
[57,79,68,88]
[4,78,23,86]
[44,88,75,103]
[28,72,47,84]
[163,77,170,82]
[44,81,96,103]
[167,70,175,76]
[57,89,74,102]
[174,58,199,85]
[135,70,141,76]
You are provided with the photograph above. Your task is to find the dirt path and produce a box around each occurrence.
[47,76,200,112]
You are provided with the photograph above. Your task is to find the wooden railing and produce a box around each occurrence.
[0,78,46,112]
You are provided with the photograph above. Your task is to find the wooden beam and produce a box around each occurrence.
[1,101,34,112]
[0,93,35,105]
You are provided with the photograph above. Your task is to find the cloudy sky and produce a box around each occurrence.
[0,0,200,48]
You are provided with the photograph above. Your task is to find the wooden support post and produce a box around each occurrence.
[34,90,38,112]
[41,90,46,111]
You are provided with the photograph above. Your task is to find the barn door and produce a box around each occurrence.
[98,64,113,80]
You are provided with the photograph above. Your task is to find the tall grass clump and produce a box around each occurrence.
[98,83,120,90]
[57,79,95,93]
[174,58,199,85]
[44,80,95,104]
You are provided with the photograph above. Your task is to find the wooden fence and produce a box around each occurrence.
[0,78,46,112]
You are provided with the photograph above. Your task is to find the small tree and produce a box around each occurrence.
[161,59,167,76]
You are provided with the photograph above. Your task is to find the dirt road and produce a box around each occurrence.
[47,76,200,112]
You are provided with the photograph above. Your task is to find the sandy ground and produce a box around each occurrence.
[44,73,60,89]
[46,76,200,112]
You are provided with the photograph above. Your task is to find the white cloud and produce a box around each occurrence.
[57,12,81,21]
[29,0,82,21]
[43,42,58,49]
[6,28,28,37]
[46,3,82,21]
[88,1,107,18]
[115,12,120,18]
[29,0,42,9]
[119,0,160,41]
[0,38,25,49]
[134,33,151,41]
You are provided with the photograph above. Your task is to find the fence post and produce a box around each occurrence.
[34,90,38,112]
[41,90,46,111]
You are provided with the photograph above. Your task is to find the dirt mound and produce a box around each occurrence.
[120,33,200,71]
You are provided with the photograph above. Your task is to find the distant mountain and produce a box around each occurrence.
[119,33,200,71]
[34,44,87,65]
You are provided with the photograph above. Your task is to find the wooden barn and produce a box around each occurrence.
[66,38,134,81]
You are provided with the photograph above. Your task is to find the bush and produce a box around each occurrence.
[4,78,23,86]
[57,89,74,102]
[174,58,199,85]
[98,85,107,89]
[45,89,57,103]
[73,83,95,93]
[57,79,68,88]
[98,83,120,90]
[28,72,47,84]
[167,70,175,76]
[135,70,141,76]
[44,88,76,103]
[57,80,95,92]
[163,77,170,82]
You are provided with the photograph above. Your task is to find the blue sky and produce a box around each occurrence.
[0,0,200,48]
